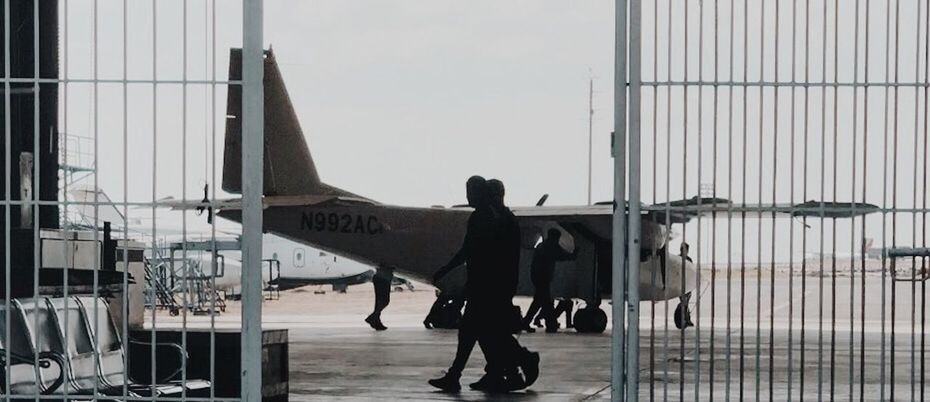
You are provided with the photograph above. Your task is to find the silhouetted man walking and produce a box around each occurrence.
[429,177,538,393]
[522,228,576,333]
[430,176,503,392]
[475,179,539,390]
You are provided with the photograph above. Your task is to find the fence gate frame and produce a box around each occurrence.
[241,0,265,400]
[612,0,641,400]
[614,0,930,400]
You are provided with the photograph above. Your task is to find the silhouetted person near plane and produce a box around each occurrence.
[478,179,539,390]
[429,177,538,393]
[365,267,393,331]
[429,176,498,392]
[522,229,576,333]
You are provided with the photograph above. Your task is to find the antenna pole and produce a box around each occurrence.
[587,76,594,205]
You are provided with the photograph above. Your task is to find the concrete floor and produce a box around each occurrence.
[154,267,928,401]
[287,327,613,401]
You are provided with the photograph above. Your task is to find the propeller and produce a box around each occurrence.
[195,183,214,224]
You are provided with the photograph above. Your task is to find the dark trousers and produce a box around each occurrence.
[479,329,522,377]
[553,299,573,327]
[450,298,523,377]
[523,281,555,329]
[370,270,392,319]
[449,302,483,375]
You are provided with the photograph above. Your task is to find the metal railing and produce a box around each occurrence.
[1,0,262,400]
[615,0,929,400]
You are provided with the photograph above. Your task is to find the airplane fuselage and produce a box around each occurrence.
[219,204,698,303]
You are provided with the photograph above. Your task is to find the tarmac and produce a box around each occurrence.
[153,263,928,401]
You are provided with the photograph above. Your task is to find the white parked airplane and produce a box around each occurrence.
[179,48,880,333]
[67,186,374,294]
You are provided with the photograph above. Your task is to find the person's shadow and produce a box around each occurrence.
[431,389,539,401]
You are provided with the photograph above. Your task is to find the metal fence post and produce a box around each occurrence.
[612,0,629,400]
[625,0,642,400]
[241,0,264,400]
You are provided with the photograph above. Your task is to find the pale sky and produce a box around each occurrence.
[53,0,930,263]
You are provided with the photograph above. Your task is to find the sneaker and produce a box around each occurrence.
[469,374,497,391]
[522,325,536,333]
[519,349,540,387]
[423,320,432,329]
[492,373,527,393]
[428,372,461,392]
[365,314,388,331]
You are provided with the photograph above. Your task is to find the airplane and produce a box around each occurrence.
[180,48,880,333]
[262,233,375,292]
[805,238,879,263]
[67,186,375,295]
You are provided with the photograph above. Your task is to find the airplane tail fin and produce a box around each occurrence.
[223,48,359,198]
[67,186,138,229]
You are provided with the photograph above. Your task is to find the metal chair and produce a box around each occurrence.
[71,297,211,397]
[0,299,66,396]
[17,297,102,396]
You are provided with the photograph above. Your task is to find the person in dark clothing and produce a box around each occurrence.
[365,266,394,331]
[474,179,539,390]
[429,176,508,392]
[486,180,521,297]
[522,229,576,333]
[429,177,538,393]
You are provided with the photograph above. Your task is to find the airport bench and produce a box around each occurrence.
[1,296,210,400]
[0,302,67,395]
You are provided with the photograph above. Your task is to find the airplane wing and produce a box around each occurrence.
[159,194,378,211]
[512,198,880,240]
[643,197,881,225]
[511,205,613,234]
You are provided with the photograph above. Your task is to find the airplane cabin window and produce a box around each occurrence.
[294,248,306,268]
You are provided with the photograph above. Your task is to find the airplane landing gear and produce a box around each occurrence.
[572,306,607,333]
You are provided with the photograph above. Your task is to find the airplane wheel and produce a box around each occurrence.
[573,306,607,334]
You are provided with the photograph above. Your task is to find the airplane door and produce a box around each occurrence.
[293,248,306,268]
